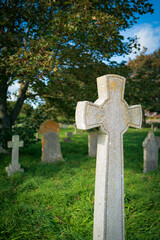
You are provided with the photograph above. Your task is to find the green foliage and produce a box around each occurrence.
[0,128,160,239]
[43,61,129,122]
[0,0,153,134]
[126,48,160,113]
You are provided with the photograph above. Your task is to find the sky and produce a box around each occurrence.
[9,0,160,100]
[111,0,160,62]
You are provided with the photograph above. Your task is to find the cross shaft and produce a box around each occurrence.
[76,74,142,240]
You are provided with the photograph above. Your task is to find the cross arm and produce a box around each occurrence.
[8,141,13,148]
[128,105,142,129]
[75,101,103,130]
[19,141,24,147]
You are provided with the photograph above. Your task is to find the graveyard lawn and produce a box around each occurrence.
[0,128,160,240]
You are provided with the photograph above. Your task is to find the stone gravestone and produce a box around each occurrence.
[88,132,98,157]
[6,135,24,176]
[63,132,72,142]
[0,145,7,154]
[76,74,142,240]
[143,131,160,173]
[66,132,72,138]
[39,120,63,162]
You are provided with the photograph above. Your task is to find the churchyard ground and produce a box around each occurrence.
[0,127,160,240]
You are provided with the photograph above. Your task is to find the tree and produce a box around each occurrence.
[126,48,160,115]
[43,60,129,123]
[0,0,153,141]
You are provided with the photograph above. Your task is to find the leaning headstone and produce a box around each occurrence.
[6,135,24,176]
[39,120,63,162]
[143,131,160,173]
[88,132,98,157]
[76,74,142,240]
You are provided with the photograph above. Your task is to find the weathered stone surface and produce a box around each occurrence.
[39,120,63,162]
[76,74,142,240]
[143,131,160,173]
[6,135,24,176]
[88,132,98,157]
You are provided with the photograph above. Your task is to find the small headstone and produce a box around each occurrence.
[6,135,24,176]
[154,127,158,132]
[63,137,72,142]
[76,74,142,240]
[88,132,98,157]
[66,132,72,138]
[0,145,6,154]
[39,120,63,162]
[0,145,7,154]
[143,131,160,173]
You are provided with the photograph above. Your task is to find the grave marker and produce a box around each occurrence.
[76,74,142,240]
[66,132,72,138]
[143,131,160,173]
[6,135,24,176]
[40,120,63,162]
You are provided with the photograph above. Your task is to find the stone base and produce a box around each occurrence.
[6,163,24,176]
[41,157,64,163]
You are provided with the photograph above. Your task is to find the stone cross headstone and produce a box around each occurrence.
[88,132,98,157]
[143,131,160,173]
[39,120,63,162]
[6,135,24,176]
[76,74,142,240]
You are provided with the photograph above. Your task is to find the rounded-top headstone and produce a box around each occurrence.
[40,120,60,134]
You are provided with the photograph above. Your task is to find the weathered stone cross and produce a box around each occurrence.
[6,135,24,176]
[76,74,142,240]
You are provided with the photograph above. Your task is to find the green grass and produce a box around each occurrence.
[0,128,160,240]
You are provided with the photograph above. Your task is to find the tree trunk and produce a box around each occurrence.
[0,76,29,147]
[11,81,29,125]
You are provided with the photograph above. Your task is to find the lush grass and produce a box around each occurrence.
[0,128,160,240]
